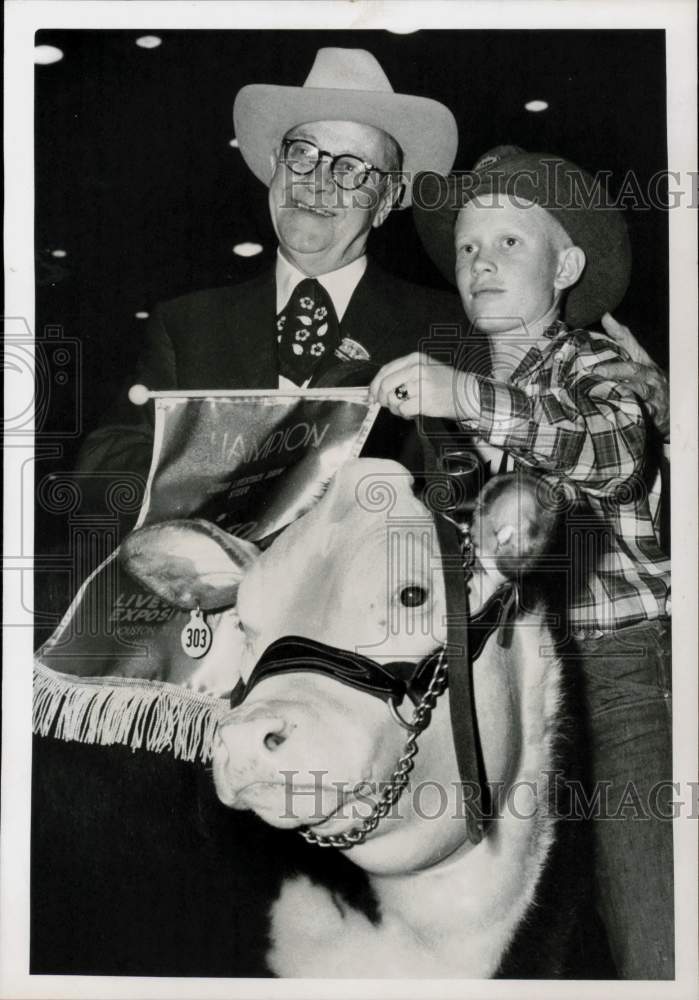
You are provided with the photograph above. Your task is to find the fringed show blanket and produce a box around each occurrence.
[34,390,377,762]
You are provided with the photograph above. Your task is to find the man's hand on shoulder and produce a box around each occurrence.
[594,313,670,438]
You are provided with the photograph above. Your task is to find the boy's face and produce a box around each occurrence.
[454,194,571,334]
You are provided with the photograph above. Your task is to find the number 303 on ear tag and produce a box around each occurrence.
[180,606,212,658]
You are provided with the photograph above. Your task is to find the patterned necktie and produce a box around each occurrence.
[276,278,341,384]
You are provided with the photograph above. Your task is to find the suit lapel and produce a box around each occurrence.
[225,268,278,388]
[339,260,399,363]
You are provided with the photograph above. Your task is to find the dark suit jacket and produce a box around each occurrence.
[77,260,468,479]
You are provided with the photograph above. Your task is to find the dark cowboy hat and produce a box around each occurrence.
[412,145,631,327]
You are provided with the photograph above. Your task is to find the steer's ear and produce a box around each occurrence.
[120,519,260,610]
[472,473,559,580]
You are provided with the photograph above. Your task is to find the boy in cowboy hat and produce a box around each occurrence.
[78,48,465,479]
[370,146,672,979]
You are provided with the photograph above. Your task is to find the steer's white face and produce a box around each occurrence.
[210,459,519,875]
[236,460,447,669]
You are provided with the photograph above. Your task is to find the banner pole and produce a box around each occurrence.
[128,384,371,404]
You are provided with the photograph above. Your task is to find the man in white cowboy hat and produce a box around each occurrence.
[78,48,465,479]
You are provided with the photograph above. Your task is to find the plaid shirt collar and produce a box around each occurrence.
[509,319,570,383]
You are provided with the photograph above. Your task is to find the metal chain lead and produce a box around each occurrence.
[299,647,449,849]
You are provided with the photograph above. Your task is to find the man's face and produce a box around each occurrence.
[454,194,570,334]
[268,120,396,276]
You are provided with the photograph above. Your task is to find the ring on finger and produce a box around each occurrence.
[394,383,409,402]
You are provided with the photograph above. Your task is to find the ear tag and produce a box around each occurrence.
[180,604,212,659]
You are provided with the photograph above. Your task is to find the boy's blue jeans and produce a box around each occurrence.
[575,618,674,979]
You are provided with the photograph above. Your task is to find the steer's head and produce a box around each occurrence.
[122,458,557,875]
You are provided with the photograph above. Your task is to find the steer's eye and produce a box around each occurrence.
[400,585,428,607]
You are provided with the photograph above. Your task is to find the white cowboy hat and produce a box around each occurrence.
[233,47,458,207]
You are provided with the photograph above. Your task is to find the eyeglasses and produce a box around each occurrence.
[279,137,392,191]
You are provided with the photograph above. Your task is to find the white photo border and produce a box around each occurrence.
[3,2,697,998]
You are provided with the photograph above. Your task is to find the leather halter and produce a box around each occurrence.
[231,582,518,713]
[235,636,442,708]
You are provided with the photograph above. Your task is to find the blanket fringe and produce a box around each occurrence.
[32,660,228,763]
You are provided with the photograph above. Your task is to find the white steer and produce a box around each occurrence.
[122,457,607,979]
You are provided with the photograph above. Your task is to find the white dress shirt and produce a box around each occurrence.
[275,250,368,388]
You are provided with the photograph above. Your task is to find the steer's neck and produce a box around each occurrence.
[369,616,561,977]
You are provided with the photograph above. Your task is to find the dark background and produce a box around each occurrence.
[35,28,669,470]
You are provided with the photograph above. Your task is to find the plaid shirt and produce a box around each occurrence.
[460,320,670,631]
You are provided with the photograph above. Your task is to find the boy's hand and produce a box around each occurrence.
[368,352,478,421]
[596,313,670,438]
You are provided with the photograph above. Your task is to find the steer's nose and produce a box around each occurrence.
[216,712,290,758]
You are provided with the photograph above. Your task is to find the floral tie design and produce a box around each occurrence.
[276,278,340,384]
